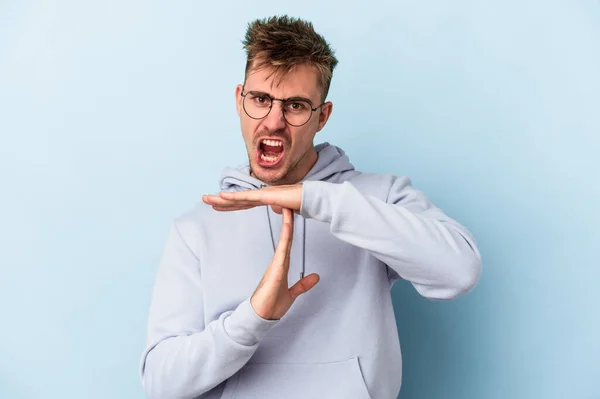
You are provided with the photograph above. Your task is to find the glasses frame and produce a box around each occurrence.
[240,87,326,127]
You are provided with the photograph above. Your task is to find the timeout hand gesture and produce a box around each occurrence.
[202,184,302,214]
[249,208,320,320]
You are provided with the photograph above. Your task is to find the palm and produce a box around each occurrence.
[250,208,320,320]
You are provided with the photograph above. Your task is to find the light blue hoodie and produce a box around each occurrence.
[140,142,482,399]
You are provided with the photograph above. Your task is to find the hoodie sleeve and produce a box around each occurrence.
[140,223,278,399]
[299,177,482,300]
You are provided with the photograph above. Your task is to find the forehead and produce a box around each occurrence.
[245,64,321,101]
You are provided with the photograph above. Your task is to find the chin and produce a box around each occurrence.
[251,164,289,185]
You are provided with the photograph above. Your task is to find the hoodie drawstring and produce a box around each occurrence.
[301,218,305,279]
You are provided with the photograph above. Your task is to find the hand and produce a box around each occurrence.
[250,208,320,320]
[202,184,302,214]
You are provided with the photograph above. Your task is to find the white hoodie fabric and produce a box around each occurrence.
[140,142,482,399]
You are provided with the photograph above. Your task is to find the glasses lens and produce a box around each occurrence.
[243,92,271,119]
[283,100,312,126]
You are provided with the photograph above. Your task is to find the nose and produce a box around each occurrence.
[261,100,287,131]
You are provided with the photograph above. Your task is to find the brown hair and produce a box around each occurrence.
[242,15,338,102]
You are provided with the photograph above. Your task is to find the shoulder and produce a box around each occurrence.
[168,200,216,245]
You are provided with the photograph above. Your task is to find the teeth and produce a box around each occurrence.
[261,139,283,147]
[260,152,281,162]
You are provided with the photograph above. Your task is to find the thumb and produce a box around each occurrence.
[289,273,320,300]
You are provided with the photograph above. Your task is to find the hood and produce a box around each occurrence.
[219,142,355,191]
[216,142,355,283]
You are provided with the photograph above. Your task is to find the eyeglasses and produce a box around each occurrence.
[240,87,325,127]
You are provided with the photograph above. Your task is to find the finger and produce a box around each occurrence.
[220,189,285,209]
[209,201,256,209]
[201,195,214,205]
[282,208,294,260]
[271,220,293,270]
[203,195,258,207]
[271,209,294,271]
[289,273,320,300]
[219,190,263,202]
[282,207,293,227]
[209,202,261,211]
[211,205,256,212]
[202,195,226,206]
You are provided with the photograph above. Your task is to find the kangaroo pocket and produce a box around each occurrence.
[220,356,372,399]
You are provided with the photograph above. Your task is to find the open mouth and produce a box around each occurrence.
[256,138,285,167]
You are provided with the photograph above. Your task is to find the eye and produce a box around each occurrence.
[287,101,308,112]
[249,93,270,106]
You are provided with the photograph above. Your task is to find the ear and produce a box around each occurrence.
[235,84,243,116]
[316,101,333,133]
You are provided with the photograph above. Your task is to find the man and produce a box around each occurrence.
[140,15,481,399]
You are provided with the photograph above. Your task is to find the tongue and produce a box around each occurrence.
[262,143,283,153]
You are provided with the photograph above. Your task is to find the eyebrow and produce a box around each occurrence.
[246,90,315,106]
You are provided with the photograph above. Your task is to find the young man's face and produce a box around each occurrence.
[235,64,332,185]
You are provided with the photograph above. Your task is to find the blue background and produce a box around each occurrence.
[1,1,598,398]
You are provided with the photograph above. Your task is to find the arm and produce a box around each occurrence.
[299,176,482,300]
[140,223,278,399]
